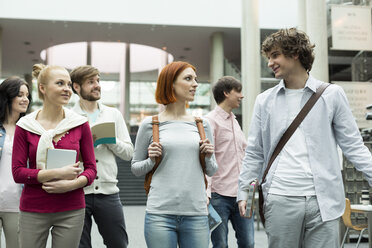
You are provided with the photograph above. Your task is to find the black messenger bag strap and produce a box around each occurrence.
[258,82,330,226]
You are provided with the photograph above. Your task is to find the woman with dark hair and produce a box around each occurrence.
[131,61,218,248]
[12,64,97,248]
[0,76,31,248]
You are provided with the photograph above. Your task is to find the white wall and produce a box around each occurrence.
[0,0,297,29]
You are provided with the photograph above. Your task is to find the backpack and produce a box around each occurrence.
[144,115,208,195]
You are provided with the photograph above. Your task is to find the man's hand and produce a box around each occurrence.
[238,200,247,217]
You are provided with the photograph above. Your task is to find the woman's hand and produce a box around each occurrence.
[148,142,162,162]
[42,179,76,194]
[199,139,214,158]
[58,162,82,180]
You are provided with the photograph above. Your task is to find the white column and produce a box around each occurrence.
[0,27,2,79]
[46,47,52,65]
[124,44,131,127]
[160,51,168,69]
[119,43,131,129]
[210,32,224,109]
[157,51,168,113]
[306,0,329,82]
[87,42,92,65]
[298,0,307,32]
[241,0,261,135]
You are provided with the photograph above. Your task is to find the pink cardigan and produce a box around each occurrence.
[12,122,97,213]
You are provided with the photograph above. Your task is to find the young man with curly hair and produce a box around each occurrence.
[238,28,372,247]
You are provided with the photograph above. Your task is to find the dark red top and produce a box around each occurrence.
[12,122,97,213]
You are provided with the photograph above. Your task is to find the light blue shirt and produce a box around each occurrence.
[238,75,372,221]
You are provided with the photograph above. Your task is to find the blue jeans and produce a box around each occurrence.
[210,192,255,248]
[144,213,209,248]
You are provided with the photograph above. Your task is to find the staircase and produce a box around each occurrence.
[117,135,147,206]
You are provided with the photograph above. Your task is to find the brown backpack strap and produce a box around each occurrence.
[144,116,209,195]
[152,115,159,141]
[151,115,162,165]
[144,115,161,195]
[195,117,208,189]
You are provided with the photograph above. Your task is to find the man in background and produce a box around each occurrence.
[70,65,133,248]
[206,76,254,248]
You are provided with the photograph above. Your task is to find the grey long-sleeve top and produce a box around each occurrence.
[132,117,218,216]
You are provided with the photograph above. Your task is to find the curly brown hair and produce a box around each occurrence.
[261,28,315,72]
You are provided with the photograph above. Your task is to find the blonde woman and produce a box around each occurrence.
[12,64,97,248]
[0,77,31,248]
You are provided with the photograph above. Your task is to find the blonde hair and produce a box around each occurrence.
[32,63,67,100]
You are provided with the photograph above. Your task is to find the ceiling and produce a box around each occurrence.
[0,18,242,82]
[0,18,361,83]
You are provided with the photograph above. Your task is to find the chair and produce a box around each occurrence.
[341,198,368,248]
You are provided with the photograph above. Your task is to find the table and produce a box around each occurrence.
[350,204,372,248]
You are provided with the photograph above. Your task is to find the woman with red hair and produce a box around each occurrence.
[132,61,217,248]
